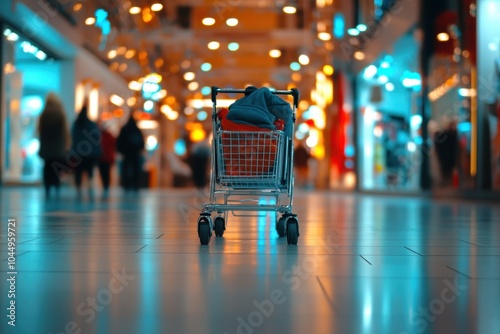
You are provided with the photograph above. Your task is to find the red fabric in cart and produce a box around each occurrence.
[218,108,282,176]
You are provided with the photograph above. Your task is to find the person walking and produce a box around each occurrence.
[116,114,145,192]
[71,104,103,197]
[98,121,117,197]
[37,92,70,198]
[187,138,211,190]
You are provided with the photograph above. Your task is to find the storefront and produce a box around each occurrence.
[356,29,423,191]
[1,24,74,184]
[477,0,500,192]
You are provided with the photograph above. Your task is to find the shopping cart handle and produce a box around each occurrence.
[211,86,299,108]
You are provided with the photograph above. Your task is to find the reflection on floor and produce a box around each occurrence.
[0,187,499,334]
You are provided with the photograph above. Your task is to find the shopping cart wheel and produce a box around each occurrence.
[214,217,225,237]
[198,216,212,245]
[276,217,286,237]
[286,217,299,245]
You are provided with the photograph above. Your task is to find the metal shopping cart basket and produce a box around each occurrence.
[197,86,300,245]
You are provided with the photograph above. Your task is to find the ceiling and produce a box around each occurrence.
[53,0,355,106]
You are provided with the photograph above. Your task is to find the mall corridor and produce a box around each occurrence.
[1,187,499,334]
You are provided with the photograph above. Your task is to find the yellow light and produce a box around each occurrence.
[202,17,215,26]
[190,128,206,142]
[119,63,128,72]
[269,49,281,58]
[117,46,126,55]
[142,8,153,23]
[85,17,96,25]
[125,49,136,59]
[354,51,365,60]
[292,73,302,82]
[283,6,297,14]
[161,105,179,120]
[110,94,124,106]
[128,81,142,91]
[437,32,450,42]
[318,32,331,41]
[151,3,163,12]
[127,97,137,106]
[107,50,117,59]
[129,6,141,14]
[188,82,199,91]
[145,73,162,83]
[73,3,82,11]
[138,120,159,129]
[184,72,195,81]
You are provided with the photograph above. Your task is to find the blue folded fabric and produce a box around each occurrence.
[227,87,293,137]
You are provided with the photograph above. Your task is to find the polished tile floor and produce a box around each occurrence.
[1,186,499,334]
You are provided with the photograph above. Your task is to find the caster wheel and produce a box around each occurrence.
[214,217,225,237]
[276,217,286,237]
[286,217,299,245]
[198,217,211,245]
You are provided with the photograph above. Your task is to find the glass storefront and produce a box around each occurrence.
[356,29,423,191]
[477,0,500,191]
[1,25,63,183]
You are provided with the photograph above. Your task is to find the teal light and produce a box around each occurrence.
[290,62,301,71]
[201,62,212,71]
[228,42,239,51]
[201,86,211,95]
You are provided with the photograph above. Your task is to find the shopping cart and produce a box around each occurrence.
[197,86,300,245]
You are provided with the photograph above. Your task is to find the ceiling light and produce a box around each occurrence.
[269,49,281,58]
[437,32,450,42]
[228,42,239,51]
[188,82,199,91]
[207,41,220,50]
[184,72,195,81]
[356,24,367,32]
[151,3,163,12]
[283,6,297,14]
[226,18,238,27]
[181,60,191,69]
[202,17,215,26]
[85,17,96,25]
[347,28,359,36]
[116,46,126,55]
[129,6,141,14]
[290,62,301,71]
[318,32,331,41]
[73,3,82,11]
[298,54,310,65]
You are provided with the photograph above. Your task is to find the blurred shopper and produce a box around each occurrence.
[71,104,103,197]
[434,120,458,187]
[294,142,310,188]
[187,138,211,190]
[37,92,70,198]
[98,121,117,197]
[116,114,145,192]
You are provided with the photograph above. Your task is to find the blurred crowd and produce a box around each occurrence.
[37,92,145,199]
